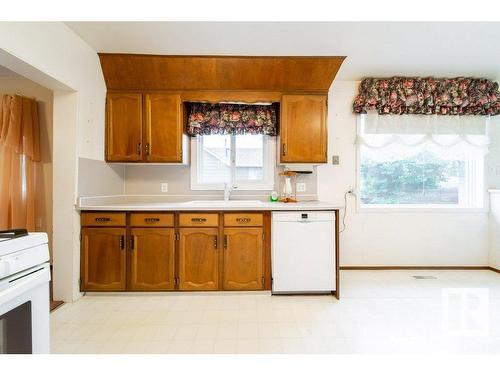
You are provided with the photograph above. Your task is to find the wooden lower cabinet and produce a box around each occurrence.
[129,228,175,291]
[178,228,219,290]
[81,227,127,291]
[80,211,270,292]
[223,228,264,290]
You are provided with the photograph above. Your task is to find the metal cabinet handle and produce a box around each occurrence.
[145,143,150,156]
[214,236,218,249]
[129,236,134,250]
[223,235,228,249]
[136,142,141,155]
[282,143,286,156]
[119,235,125,250]
[95,217,111,222]
[191,218,207,223]
[236,217,251,223]
[145,217,160,223]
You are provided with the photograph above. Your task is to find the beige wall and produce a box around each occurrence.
[0,77,53,255]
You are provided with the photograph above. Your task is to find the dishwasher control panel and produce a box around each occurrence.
[272,212,334,222]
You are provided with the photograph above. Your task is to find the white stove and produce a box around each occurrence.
[0,230,51,354]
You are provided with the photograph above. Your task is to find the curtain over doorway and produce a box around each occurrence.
[0,94,40,231]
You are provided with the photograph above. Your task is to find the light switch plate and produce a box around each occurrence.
[332,155,340,165]
[161,183,168,193]
[296,182,306,192]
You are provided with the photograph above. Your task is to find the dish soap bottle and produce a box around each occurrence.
[270,190,278,202]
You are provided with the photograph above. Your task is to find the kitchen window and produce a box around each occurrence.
[357,113,489,210]
[191,133,275,190]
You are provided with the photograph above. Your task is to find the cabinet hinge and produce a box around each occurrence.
[175,232,180,241]
[261,276,265,286]
[262,232,265,241]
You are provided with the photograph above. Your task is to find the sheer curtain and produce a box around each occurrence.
[0,95,40,231]
[357,112,490,158]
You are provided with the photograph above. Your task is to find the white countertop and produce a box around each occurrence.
[76,195,341,211]
[489,189,500,194]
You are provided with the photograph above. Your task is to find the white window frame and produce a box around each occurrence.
[355,116,487,213]
[190,134,276,191]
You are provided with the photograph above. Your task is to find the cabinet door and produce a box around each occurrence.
[129,228,175,291]
[280,95,327,163]
[80,228,126,291]
[106,93,143,162]
[178,228,219,290]
[144,93,183,162]
[223,228,263,290]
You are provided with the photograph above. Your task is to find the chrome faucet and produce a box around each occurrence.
[224,183,237,201]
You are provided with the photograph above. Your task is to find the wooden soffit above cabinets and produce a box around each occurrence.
[98,54,346,93]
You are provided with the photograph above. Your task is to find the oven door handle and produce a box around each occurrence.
[0,264,50,298]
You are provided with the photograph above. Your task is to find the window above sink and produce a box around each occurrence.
[190,133,276,191]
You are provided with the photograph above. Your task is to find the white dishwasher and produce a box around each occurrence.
[272,211,335,294]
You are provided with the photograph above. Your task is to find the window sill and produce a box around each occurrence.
[356,206,488,214]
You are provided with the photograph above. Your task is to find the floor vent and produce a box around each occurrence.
[412,275,437,280]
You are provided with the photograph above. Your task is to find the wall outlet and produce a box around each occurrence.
[161,183,168,193]
[296,182,306,193]
[332,155,340,165]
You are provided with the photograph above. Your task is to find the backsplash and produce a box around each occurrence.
[77,158,318,199]
[78,157,125,196]
[124,164,318,199]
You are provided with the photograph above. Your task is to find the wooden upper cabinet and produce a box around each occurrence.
[223,228,263,290]
[80,227,126,291]
[280,94,327,163]
[178,228,219,291]
[144,94,183,162]
[106,93,143,162]
[129,228,175,291]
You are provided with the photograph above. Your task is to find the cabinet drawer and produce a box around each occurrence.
[81,212,126,227]
[224,213,263,227]
[130,213,174,227]
[179,213,219,227]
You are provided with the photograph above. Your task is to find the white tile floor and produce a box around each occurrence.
[50,270,500,354]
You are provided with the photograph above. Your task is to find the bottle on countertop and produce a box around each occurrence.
[270,191,278,202]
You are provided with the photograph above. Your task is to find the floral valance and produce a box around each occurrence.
[187,103,277,136]
[353,77,500,116]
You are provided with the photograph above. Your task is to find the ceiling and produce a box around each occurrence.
[0,64,22,78]
[66,22,500,81]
